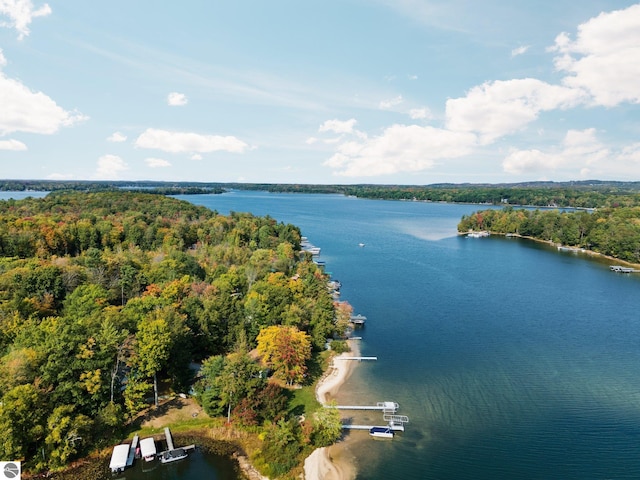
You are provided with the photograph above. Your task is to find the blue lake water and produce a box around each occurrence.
[3,189,637,479]
[179,191,640,480]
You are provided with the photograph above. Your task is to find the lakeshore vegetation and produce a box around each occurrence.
[0,191,347,478]
[458,206,640,264]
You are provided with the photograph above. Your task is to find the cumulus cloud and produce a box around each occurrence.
[511,45,530,57]
[323,124,476,177]
[0,138,26,150]
[379,95,403,109]
[502,128,609,175]
[135,128,248,153]
[145,157,171,168]
[190,153,203,160]
[319,118,357,134]
[167,92,188,106]
[107,131,127,142]
[0,0,51,39]
[445,78,584,144]
[409,108,431,120]
[550,4,640,107]
[95,154,128,179]
[0,59,87,135]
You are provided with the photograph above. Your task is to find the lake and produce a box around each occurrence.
[3,189,638,479]
[179,190,640,480]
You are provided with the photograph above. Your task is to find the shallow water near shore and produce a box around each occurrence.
[180,191,640,480]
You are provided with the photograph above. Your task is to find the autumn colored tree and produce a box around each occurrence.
[256,325,311,385]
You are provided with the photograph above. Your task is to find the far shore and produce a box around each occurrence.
[461,230,640,269]
[304,340,361,480]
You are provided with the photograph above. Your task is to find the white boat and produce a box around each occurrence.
[369,427,394,439]
[160,448,188,463]
[109,444,130,473]
[467,231,490,238]
[139,437,157,462]
[358,243,365,247]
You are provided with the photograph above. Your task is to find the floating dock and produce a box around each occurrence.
[126,435,139,467]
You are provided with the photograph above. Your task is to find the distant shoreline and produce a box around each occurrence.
[461,230,640,269]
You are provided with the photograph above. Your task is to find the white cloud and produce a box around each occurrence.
[379,95,403,109]
[409,108,431,120]
[319,118,357,134]
[167,92,188,106]
[0,0,51,39]
[511,45,529,57]
[305,137,318,145]
[0,66,87,135]
[95,154,128,179]
[550,4,640,107]
[502,128,609,175]
[135,128,248,153]
[0,49,6,66]
[107,131,127,142]
[190,153,203,160]
[0,138,26,150]
[145,157,171,168]
[323,124,476,177]
[445,78,584,144]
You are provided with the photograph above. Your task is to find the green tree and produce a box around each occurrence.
[133,317,172,406]
[45,405,93,469]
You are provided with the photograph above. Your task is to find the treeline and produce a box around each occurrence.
[0,191,345,476]
[7,180,640,209]
[458,206,640,264]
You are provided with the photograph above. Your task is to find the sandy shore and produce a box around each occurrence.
[304,342,360,480]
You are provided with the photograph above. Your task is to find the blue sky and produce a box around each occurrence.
[0,1,639,184]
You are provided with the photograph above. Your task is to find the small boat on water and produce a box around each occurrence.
[160,448,188,463]
[369,426,394,439]
[358,243,365,247]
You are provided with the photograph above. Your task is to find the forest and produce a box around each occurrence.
[6,179,640,209]
[0,191,347,477]
[458,206,640,264]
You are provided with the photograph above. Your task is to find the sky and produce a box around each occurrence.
[0,1,639,185]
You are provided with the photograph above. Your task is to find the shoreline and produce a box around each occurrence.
[462,231,640,269]
[303,340,360,480]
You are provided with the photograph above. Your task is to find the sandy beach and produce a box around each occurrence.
[304,341,360,480]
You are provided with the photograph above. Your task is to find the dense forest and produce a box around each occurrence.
[6,179,640,209]
[0,191,346,477]
[458,206,640,264]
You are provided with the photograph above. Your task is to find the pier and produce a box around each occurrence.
[334,356,377,361]
[610,265,637,273]
[333,401,399,413]
[157,427,196,461]
[350,314,367,325]
[342,423,405,432]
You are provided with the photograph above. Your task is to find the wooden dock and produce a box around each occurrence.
[158,427,195,458]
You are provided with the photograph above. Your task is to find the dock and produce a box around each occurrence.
[158,427,196,460]
[610,265,637,273]
[333,401,399,413]
[342,423,405,432]
[334,356,377,361]
[350,314,367,325]
[126,434,139,467]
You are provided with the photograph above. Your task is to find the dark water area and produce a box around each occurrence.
[178,191,640,480]
[111,448,238,480]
